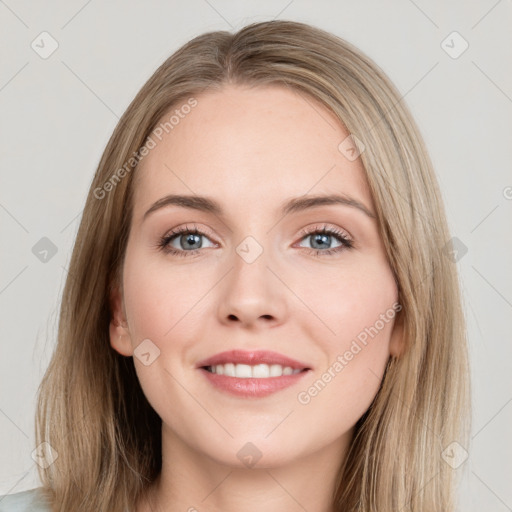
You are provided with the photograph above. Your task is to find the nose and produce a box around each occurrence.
[217,241,288,329]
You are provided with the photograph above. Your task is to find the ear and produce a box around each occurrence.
[109,284,134,357]
[389,309,405,358]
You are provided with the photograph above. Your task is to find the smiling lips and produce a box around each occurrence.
[196,349,311,398]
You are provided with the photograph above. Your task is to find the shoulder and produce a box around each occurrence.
[0,488,51,512]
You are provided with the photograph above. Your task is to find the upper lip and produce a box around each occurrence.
[196,350,311,370]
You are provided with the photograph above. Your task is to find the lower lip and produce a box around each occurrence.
[199,368,310,398]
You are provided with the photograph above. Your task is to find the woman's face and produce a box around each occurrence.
[110,84,403,469]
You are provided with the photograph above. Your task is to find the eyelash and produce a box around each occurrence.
[156,224,354,258]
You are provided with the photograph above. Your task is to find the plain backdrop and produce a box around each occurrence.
[1,1,511,510]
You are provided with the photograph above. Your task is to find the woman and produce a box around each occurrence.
[1,19,470,512]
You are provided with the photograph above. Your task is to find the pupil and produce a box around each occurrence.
[312,234,330,249]
[183,234,201,249]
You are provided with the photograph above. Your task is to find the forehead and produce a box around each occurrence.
[133,84,373,219]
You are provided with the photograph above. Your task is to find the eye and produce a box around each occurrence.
[296,224,353,257]
[157,224,217,257]
[156,223,354,258]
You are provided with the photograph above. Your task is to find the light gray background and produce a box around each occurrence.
[1,1,511,510]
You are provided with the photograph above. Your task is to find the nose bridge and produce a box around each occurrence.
[229,205,275,276]
[217,230,286,326]
[235,233,267,267]
[230,232,272,297]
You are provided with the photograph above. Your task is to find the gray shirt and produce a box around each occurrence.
[0,488,133,511]
[0,488,51,512]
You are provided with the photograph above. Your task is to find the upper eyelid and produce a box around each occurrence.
[300,224,352,239]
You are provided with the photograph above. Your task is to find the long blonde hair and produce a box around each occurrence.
[35,20,470,511]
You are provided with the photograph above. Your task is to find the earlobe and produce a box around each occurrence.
[109,323,134,357]
[108,285,133,357]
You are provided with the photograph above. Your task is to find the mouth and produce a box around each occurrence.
[196,350,311,398]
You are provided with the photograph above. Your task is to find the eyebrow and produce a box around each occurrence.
[143,193,376,221]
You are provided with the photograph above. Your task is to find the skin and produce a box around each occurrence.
[109,84,404,512]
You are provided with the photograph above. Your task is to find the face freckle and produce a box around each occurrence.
[109,83,403,470]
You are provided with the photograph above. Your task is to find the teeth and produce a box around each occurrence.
[269,364,283,377]
[224,363,235,377]
[235,364,252,378]
[252,364,269,378]
[208,363,302,378]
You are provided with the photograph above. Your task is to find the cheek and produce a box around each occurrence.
[121,245,211,344]
[120,246,207,415]
[295,256,398,345]
[123,264,169,342]
[294,258,397,403]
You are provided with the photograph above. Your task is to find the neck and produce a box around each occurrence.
[138,424,352,512]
